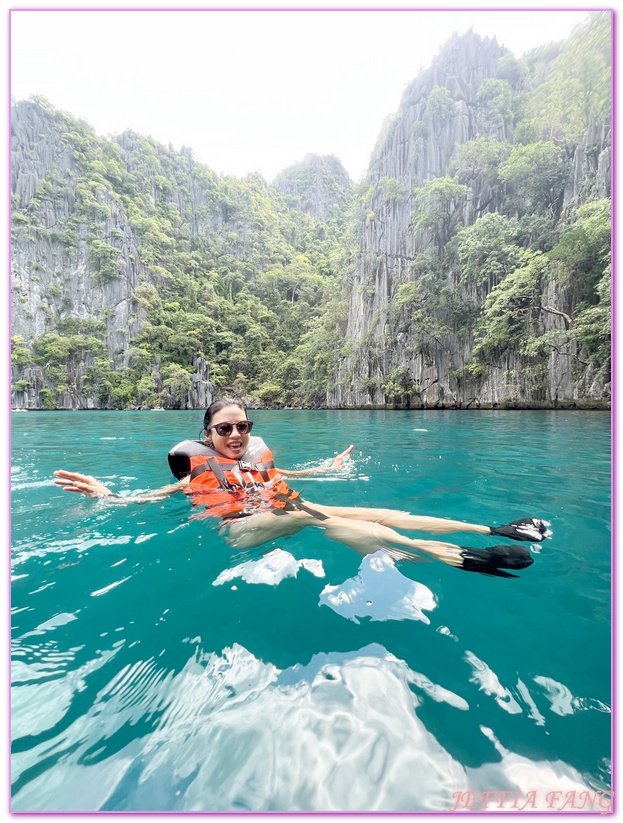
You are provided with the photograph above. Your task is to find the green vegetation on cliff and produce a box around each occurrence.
[11,104,353,408]
[333,12,610,407]
[11,13,610,410]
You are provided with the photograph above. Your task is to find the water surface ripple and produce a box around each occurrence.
[11,410,611,811]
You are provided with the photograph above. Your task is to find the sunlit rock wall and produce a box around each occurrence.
[328,32,610,409]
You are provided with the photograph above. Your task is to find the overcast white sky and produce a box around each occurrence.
[10,8,593,183]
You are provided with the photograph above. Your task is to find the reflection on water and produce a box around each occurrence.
[13,638,599,812]
[11,411,611,811]
[213,547,325,587]
[320,551,436,625]
[12,539,609,812]
[465,650,523,714]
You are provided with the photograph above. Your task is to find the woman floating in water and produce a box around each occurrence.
[54,399,549,578]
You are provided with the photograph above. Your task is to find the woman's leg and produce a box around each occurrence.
[220,505,471,561]
[307,504,549,543]
[305,503,491,536]
[317,515,469,565]
[316,515,534,575]
[221,509,533,575]
[220,509,314,550]
[221,508,469,565]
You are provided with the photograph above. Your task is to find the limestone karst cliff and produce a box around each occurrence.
[10,98,351,410]
[11,15,610,411]
[327,21,610,409]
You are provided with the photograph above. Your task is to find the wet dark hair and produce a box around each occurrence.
[202,398,247,431]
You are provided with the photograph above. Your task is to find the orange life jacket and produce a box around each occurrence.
[167,436,300,518]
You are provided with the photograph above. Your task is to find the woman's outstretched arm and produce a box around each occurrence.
[277,445,354,477]
[53,470,189,502]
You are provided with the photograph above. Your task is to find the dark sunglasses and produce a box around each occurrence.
[209,421,253,437]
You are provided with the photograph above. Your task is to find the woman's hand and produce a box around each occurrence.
[276,445,355,478]
[330,445,354,470]
[53,470,114,498]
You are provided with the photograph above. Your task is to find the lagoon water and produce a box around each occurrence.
[11,410,611,812]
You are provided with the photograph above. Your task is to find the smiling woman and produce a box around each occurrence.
[54,399,548,578]
[202,399,254,460]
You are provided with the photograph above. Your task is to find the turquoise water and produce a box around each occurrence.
[11,410,611,812]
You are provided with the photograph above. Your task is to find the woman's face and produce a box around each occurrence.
[205,405,251,460]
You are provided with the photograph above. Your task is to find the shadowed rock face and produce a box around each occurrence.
[328,31,610,410]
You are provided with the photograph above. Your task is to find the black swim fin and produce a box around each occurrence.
[489,517,549,542]
[459,544,534,579]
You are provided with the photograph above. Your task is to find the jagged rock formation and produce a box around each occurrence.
[11,103,144,354]
[10,100,350,410]
[11,101,219,410]
[10,19,610,412]
[328,28,610,409]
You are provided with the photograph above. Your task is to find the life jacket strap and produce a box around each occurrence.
[254,460,275,482]
[190,458,237,489]
[292,500,330,521]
